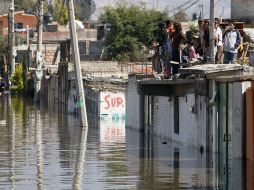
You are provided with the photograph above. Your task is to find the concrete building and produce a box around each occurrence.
[231,0,254,21]
[0,11,37,35]
[125,64,253,189]
[126,64,253,156]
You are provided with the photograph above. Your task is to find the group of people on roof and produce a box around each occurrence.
[152,19,242,79]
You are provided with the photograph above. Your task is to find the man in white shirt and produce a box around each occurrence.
[223,21,241,64]
[214,21,223,64]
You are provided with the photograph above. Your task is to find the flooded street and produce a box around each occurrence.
[0,95,247,190]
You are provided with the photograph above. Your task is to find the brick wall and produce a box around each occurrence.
[30,40,104,65]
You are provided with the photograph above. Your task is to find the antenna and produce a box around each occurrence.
[220,7,224,18]
[198,3,204,18]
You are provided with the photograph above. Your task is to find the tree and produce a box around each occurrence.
[52,0,68,25]
[100,5,168,61]
[0,0,10,15]
[14,0,36,12]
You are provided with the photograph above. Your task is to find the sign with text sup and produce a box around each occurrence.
[100,91,126,122]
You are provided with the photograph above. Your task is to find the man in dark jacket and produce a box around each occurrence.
[156,22,171,79]
[170,22,185,74]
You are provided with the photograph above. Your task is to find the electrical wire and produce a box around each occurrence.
[170,0,200,18]
[168,0,196,13]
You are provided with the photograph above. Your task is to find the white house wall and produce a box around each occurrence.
[153,96,173,140]
[153,94,207,148]
[126,75,143,130]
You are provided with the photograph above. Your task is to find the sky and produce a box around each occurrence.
[91,0,231,20]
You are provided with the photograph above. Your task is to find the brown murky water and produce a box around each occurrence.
[0,95,246,190]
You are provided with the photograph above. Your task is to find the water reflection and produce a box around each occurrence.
[35,109,43,190]
[72,128,88,190]
[0,95,247,189]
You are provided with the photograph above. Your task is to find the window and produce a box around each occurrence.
[15,23,23,29]
[174,96,179,134]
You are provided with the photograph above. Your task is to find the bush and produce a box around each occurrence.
[10,64,24,93]
[186,25,199,43]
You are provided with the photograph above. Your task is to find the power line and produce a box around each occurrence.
[168,0,197,13]
[170,0,200,18]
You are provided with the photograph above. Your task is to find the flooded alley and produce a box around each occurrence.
[0,95,247,190]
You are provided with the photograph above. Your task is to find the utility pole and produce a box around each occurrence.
[209,0,215,63]
[34,0,44,102]
[37,0,43,52]
[9,0,15,76]
[209,0,218,189]
[67,0,88,127]
[26,25,30,47]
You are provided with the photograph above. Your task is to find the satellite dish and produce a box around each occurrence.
[74,0,96,20]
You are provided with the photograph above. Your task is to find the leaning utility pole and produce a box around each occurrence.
[209,0,218,189]
[9,0,15,76]
[209,0,215,63]
[34,0,44,102]
[67,0,88,127]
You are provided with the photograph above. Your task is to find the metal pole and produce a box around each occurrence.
[212,79,218,189]
[34,0,44,102]
[67,0,88,127]
[26,25,30,47]
[9,0,15,76]
[209,0,215,63]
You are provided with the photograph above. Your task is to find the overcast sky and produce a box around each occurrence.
[92,0,231,20]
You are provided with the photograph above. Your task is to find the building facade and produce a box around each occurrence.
[0,11,38,35]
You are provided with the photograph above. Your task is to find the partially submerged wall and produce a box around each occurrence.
[126,74,208,148]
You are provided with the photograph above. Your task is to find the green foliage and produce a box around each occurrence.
[186,25,199,43]
[11,64,24,93]
[52,0,68,25]
[0,35,8,54]
[0,35,8,75]
[14,0,36,11]
[0,0,10,14]
[100,5,168,61]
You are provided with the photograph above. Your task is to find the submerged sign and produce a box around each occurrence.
[100,91,125,122]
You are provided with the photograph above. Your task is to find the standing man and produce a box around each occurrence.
[214,20,223,64]
[223,21,241,64]
[170,22,185,75]
[197,19,205,57]
[203,20,210,62]
[165,19,174,78]
[156,22,170,79]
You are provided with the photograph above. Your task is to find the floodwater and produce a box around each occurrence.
[0,95,249,190]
